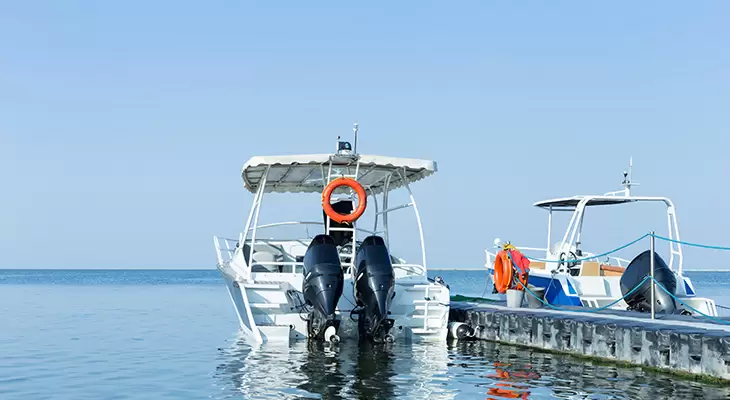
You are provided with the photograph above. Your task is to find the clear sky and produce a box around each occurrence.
[2,2,729,269]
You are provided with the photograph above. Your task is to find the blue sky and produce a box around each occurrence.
[2,2,729,269]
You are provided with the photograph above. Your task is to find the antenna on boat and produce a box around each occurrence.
[336,123,358,156]
[353,122,359,155]
[621,156,639,196]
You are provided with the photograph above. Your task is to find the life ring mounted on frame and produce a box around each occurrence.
[322,177,368,224]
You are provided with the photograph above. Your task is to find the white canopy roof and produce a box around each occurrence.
[241,154,437,194]
[534,195,671,211]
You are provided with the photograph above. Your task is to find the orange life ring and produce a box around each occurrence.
[493,250,528,293]
[322,177,367,223]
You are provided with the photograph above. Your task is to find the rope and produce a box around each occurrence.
[649,233,730,322]
[506,232,730,266]
[651,233,730,251]
[485,231,730,323]
[649,277,730,325]
[504,251,730,325]
[506,251,649,313]
[522,233,649,263]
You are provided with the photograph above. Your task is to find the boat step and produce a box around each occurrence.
[413,299,446,304]
[242,282,282,290]
[250,303,283,309]
[329,227,355,232]
[411,328,441,335]
[580,296,626,301]
[404,285,446,292]
[414,304,448,311]
[412,314,447,319]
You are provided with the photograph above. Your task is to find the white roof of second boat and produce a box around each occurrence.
[533,195,672,210]
[241,154,437,194]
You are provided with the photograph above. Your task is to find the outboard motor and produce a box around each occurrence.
[620,250,677,314]
[302,234,345,343]
[354,235,396,343]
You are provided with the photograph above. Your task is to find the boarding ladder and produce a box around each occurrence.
[324,157,361,273]
[407,283,448,334]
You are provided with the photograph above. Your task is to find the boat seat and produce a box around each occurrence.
[529,261,546,270]
[600,265,625,277]
[580,262,601,276]
[251,251,279,273]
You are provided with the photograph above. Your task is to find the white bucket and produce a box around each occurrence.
[506,289,525,308]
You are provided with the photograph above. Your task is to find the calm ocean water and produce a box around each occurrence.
[2,269,730,399]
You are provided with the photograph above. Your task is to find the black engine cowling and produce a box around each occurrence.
[620,250,677,314]
[354,235,396,343]
[302,234,344,342]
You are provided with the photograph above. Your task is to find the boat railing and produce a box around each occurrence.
[216,234,425,277]
[484,247,630,271]
[249,261,304,274]
[484,247,550,270]
[226,260,425,277]
[248,221,380,236]
[392,263,426,277]
[213,236,240,266]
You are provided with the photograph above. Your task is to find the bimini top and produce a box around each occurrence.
[534,195,672,211]
[241,153,437,194]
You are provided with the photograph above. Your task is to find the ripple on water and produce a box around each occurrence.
[210,338,730,400]
[3,273,730,399]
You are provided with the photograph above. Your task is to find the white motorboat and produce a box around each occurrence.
[213,125,450,344]
[486,159,718,316]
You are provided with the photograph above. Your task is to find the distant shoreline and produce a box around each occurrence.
[0,268,726,272]
[0,267,483,270]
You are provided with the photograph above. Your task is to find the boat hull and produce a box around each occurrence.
[486,266,718,316]
[219,265,450,343]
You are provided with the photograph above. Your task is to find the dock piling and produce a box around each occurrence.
[650,231,656,320]
[450,301,730,383]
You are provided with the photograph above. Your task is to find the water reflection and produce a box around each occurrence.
[486,362,535,399]
[297,341,348,399]
[214,335,730,400]
[349,342,397,399]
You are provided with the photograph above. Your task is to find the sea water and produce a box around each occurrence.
[1,269,729,399]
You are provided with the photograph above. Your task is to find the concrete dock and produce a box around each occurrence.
[449,300,730,383]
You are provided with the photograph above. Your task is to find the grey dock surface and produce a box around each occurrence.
[449,300,730,383]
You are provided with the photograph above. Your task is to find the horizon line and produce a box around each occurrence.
[0,267,726,272]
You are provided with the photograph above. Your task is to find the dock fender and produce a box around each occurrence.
[447,321,475,340]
